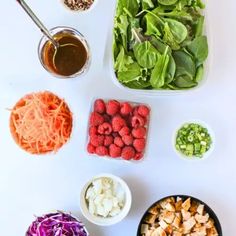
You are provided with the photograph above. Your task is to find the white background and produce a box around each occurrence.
[0,0,235,235]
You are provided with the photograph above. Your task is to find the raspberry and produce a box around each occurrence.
[89,126,97,136]
[89,112,104,126]
[87,143,96,154]
[98,122,112,135]
[121,146,135,160]
[90,135,104,147]
[131,115,145,128]
[134,152,144,161]
[120,102,132,116]
[122,134,133,146]
[107,100,120,116]
[133,138,146,152]
[112,116,126,132]
[114,137,125,148]
[137,105,150,117]
[94,99,106,114]
[109,144,121,158]
[104,135,114,146]
[96,146,108,156]
[132,127,146,138]
[133,106,139,116]
[119,126,130,137]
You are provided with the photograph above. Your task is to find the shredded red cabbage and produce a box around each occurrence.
[26,212,88,236]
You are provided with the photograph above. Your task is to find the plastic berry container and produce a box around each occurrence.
[86,98,151,162]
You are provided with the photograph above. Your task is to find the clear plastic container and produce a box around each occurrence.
[104,1,210,96]
[86,98,151,162]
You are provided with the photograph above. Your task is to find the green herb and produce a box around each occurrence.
[175,123,212,158]
[113,0,208,90]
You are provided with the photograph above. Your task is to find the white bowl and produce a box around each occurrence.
[61,0,98,13]
[80,173,132,226]
[172,120,215,161]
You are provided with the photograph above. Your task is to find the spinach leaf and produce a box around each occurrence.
[117,0,140,17]
[126,79,151,89]
[187,36,208,64]
[173,50,196,77]
[142,0,154,10]
[150,36,172,54]
[134,41,159,69]
[118,62,142,83]
[145,13,162,37]
[150,47,170,88]
[163,23,180,50]
[164,19,188,43]
[195,65,204,82]
[173,75,197,88]
[157,9,193,21]
[158,0,178,6]
[195,16,204,37]
[114,46,134,72]
[165,55,176,84]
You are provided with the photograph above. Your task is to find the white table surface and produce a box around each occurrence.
[0,0,236,235]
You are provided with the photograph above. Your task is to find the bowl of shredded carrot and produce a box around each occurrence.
[9,91,73,155]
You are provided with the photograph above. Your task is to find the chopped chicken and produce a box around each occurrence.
[183,217,196,233]
[195,213,209,224]
[182,209,191,221]
[197,204,204,215]
[182,198,191,211]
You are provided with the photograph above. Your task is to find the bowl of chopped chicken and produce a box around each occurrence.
[137,195,222,236]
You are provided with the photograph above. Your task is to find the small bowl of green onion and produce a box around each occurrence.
[173,120,214,160]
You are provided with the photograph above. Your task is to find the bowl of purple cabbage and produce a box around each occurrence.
[26,211,89,236]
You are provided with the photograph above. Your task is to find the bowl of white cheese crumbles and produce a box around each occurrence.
[86,98,151,162]
[80,173,132,226]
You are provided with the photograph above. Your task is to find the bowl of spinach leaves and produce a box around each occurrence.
[112,0,209,94]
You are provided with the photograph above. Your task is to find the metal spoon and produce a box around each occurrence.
[16,0,77,67]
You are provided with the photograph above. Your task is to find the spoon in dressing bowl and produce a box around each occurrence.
[16,0,77,67]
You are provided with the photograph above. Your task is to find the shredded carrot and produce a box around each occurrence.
[10,91,73,154]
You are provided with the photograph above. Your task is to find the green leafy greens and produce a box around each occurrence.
[113,0,208,90]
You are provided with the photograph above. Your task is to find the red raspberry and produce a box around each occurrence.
[137,105,150,117]
[112,116,126,132]
[134,152,144,161]
[122,134,133,146]
[96,146,108,156]
[109,144,121,158]
[90,135,104,147]
[87,143,96,154]
[133,138,146,152]
[132,127,146,138]
[114,137,125,148]
[89,112,104,126]
[94,99,106,114]
[104,135,114,146]
[131,115,145,128]
[89,126,97,136]
[107,100,120,116]
[98,122,112,135]
[119,126,130,136]
[121,146,135,160]
[120,102,132,116]
[133,106,139,116]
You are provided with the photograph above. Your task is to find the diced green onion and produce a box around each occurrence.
[175,123,212,158]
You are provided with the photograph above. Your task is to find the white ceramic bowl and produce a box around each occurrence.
[172,120,215,161]
[61,0,98,13]
[80,173,132,226]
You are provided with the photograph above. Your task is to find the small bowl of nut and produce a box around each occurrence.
[80,173,132,226]
[62,0,97,13]
[137,195,222,236]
